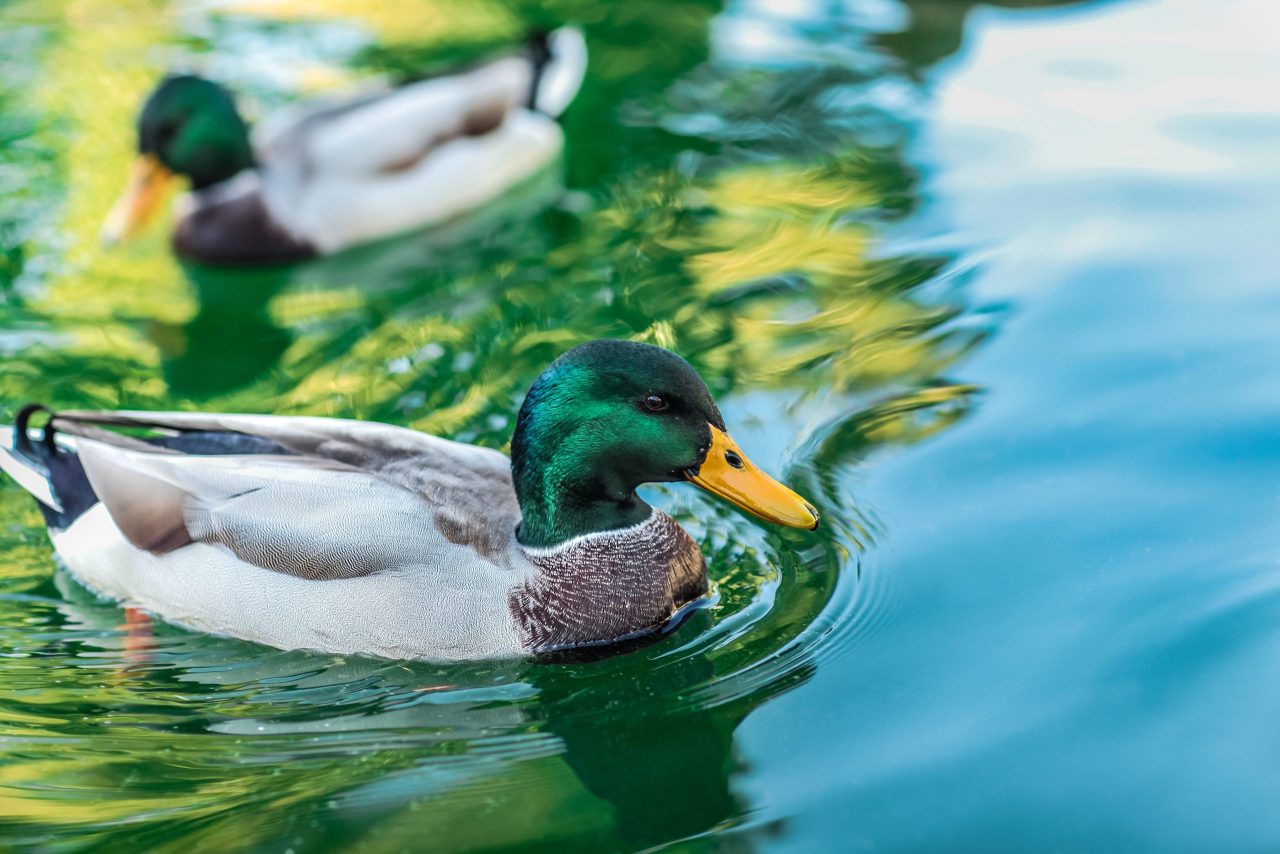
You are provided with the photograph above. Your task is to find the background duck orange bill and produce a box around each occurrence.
[685,425,819,530]
[101,154,176,244]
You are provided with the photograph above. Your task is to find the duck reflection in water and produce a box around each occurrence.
[49,564,819,849]
[144,159,565,402]
[146,261,293,398]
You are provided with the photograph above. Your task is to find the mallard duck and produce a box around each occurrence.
[101,28,588,265]
[0,341,818,660]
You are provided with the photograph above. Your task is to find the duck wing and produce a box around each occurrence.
[254,57,527,180]
[252,28,586,179]
[49,411,521,578]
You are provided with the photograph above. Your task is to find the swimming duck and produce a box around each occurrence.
[0,340,818,660]
[101,28,588,265]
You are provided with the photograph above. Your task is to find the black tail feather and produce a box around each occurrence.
[14,403,57,461]
[10,403,99,530]
[526,30,552,111]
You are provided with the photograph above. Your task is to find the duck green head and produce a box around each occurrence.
[103,74,254,243]
[511,339,819,548]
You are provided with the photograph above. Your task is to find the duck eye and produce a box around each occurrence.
[642,394,669,412]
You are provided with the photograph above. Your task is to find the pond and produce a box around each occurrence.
[1,0,1278,849]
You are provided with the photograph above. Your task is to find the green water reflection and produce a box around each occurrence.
[0,0,995,848]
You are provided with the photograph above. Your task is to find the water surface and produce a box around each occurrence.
[1,0,1278,849]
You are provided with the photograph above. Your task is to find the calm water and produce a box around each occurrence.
[1,0,1278,849]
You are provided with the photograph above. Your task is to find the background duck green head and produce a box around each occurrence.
[511,339,819,548]
[102,74,254,243]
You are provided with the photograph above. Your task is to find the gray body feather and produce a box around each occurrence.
[2,411,706,661]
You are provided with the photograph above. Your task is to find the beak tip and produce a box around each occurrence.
[688,424,822,532]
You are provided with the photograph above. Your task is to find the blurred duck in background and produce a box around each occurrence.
[101,28,587,265]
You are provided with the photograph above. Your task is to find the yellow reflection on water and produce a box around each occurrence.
[221,0,520,47]
[17,0,187,408]
[681,156,977,397]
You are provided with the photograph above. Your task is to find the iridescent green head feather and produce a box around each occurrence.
[139,74,254,188]
[511,340,722,547]
[511,340,819,549]
[102,74,256,244]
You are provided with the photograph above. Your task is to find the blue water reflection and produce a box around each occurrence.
[747,0,1280,848]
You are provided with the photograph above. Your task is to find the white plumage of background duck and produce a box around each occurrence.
[102,28,588,265]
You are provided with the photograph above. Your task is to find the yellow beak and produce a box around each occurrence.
[686,424,819,530]
[101,154,176,245]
